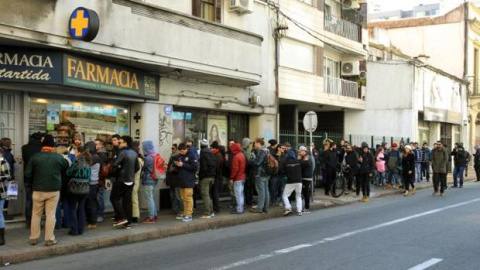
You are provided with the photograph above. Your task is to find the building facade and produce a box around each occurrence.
[0,0,276,213]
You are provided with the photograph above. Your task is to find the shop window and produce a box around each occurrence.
[29,98,129,157]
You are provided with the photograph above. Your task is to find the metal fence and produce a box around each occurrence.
[324,14,360,42]
[279,130,410,149]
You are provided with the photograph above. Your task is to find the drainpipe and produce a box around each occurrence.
[463,1,471,149]
[274,1,280,140]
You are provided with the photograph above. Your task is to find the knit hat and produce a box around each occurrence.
[284,142,291,148]
[268,139,278,146]
[299,145,307,151]
[392,142,398,147]
[241,138,251,148]
[210,141,219,149]
[200,139,209,147]
[405,145,412,151]
[42,134,55,147]
[185,136,194,143]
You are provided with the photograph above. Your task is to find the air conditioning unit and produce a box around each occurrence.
[341,61,360,76]
[342,0,360,9]
[230,0,254,14]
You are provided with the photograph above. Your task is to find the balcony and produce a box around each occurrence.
[323,76,360,99]
[324,14,361,42]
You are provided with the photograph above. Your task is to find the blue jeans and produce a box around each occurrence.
[0,199,4,228]
[68,194,87,235]
[453,166,466,187]
[55,198,70,229]
[170,186,183,213]
[97,187,105,218]
[255,176,270,212]
[375,171,386,186]
[234,180,245,213]
[415,163,422,182]
[143,185,157,217]
[269,176,283,204]
[387,169,402,185]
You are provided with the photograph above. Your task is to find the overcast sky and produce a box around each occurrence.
[368,0,465,12]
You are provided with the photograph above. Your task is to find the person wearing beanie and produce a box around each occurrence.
[358,144,375,202]
[386,142,402,188]
[268,139,278,153]
[21,132,44,228]
[198,139,217,218]
[141,141,159,223]
[25,134,69,246]
[241,137,254,206]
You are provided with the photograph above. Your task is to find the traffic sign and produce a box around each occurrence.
[303,111,318,132]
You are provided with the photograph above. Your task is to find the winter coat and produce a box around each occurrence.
[166,154,180,187]
[22,136,42,185]
[325,149,338,171]
[250,147,269,177]
[199,147,217,180]
[212,149,224,183]
[113,148,139,184]
[1,147,14,180]
[284,150,302,184]
[84,141,101,185]
[359,151,375,174]
[413,148,423,163]
[345,151,360,175]
[300,156,313,180]
[401,152,415,179]
[177,149,199,188]
[230,143,246,181]
[142,141,158,186]
[421,148,431,162]
[386,150,402,171]
[275,153,287,178]
[474,149,480,167]
[431,147,449,173]
[25,150,68,192]
[452,149,471,167]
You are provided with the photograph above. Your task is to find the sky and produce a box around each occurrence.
[368,0,465,13]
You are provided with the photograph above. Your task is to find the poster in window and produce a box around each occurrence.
[29,102,47,134]
[47,104,60,124]
[207,115,227,147]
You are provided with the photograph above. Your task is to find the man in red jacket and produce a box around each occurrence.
[229,143,246,214]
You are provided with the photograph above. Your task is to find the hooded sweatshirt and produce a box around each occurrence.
[84,141,101,185]
[285,149,302,184]
[230,143,246,181]
[142,140,158,186]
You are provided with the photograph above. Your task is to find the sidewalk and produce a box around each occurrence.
[0,175,475,266]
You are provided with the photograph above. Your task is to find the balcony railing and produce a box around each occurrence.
[323,76,360,98]
[324,14,360,42]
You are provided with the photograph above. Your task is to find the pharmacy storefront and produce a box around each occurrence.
[0,47,159,216]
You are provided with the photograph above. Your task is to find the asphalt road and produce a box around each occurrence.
[9,182,480,270]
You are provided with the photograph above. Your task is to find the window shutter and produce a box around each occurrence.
[192,0,201,17]
[215,0,222,23]
[317,0,324,11]
[316,46,324,77]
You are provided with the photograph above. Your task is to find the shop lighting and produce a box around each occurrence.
[72,102,83,106]
[123,109,128,113]
[35,99,48,103]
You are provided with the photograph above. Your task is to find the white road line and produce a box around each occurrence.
[210,198,480,270]
[408,258,443,270]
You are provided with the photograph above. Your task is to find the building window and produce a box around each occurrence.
[192,0,221,23]
[202,0,215,21]
[323,57,340,78]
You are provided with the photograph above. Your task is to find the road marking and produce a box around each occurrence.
[211,198,480,270]
[408,258,443,270]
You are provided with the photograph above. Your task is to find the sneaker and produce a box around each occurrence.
[297,212,303,216]
[433,191,439,196]
[249,208,262,213]
[113,219,128,227]
[211,213,215,217]
[182,216,193,222]
[45,239,58,247]
[29,239,38,246]
[142,217,156,224]
[283,210,292,216]
[411,188,417,195]
[97,217,104,223]
[365,197,370,202]
[302,209,311,214]
[200,214,212,219]
[175,214,185,220]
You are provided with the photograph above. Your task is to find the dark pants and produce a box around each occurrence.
[55,197,70,229]
[345,171,355,191]
[269,176,283,204]
[358,172,370,197]
[86,184,99,225]
[244,177,254,206]
[433,172,447,193]
[475,165,480,181]
[325,167,336,195]
[25,184,33,227]
[302,180,312,210]
[110,181,133,223]
[403,173,415,191]
[421,162,430,181]
[210,177,223,212]
[68,194,87,235]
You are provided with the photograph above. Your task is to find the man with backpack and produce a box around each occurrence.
[249,138,270,214]
[198,139,217,218]
[451,144,471,188]
[386,142,402,188]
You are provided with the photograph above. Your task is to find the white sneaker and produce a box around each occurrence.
[297,212,303,216]
[283,210,292,216]
[176,214,185,220]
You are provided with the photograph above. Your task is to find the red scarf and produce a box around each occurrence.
[212,149,219,155]
[41,146,56,153]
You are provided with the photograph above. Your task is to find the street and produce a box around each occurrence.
[8,182,480,270]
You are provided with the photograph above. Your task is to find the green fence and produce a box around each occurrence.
[279,130,410,148]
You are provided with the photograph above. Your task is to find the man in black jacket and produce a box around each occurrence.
[282,149,303,216]
[451,145,471,188]
[21,132,44,228]
[199,139,217,219]
[324,143,338,196]
[299,146,312,213]
[344,145,359,194]
[111,136,139,229]
[358,145,375,202]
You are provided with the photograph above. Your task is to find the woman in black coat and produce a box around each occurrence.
[402,145,416,196]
